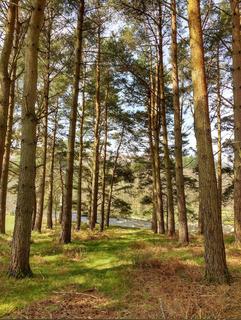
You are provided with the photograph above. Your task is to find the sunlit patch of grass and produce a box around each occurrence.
[2,215,241,319]
[0,302,16,317]
[1,216,145,317]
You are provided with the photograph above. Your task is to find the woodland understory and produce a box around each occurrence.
[0,0,241,319]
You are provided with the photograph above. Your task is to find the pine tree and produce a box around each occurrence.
[188,0,229,283]
[8,0,46,278]
[60,0,85,243]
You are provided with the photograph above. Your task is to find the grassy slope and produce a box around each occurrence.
[1,216,241,319]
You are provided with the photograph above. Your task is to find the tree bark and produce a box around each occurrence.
[171,0,188,244]
[216,44,222,212]
[46,108,58,229]
[0,0,18,181]
[152,60,165,234]
[34,20,51,232]
[148,51,157,233]
[158,2,175,237]
[0,10,20,234]
[90,21,101,230]
[76,80,86,231]
[8,0,46,278]
[59,158,64,225]
[198,196,204,235]
[153,99,165,234]
[60,0,85,243]
[100,86,109,232]
[230,0,241,244]
[188,0,229,283]
[32,184,37,230]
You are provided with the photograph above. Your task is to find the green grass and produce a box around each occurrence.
[0,215,239,318]
[0,217,168,317]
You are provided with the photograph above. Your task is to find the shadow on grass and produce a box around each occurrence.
[1,257,130,317]
[0,227,212,317]
[1,229,146,317]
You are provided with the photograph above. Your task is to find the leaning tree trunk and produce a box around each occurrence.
[0,0,18,182]
[60,0,85,243]
[158,2,175,236]
[46,108,58,229]
[188,0,229,283]
[90,23,101,230]
[171,0,188,244]
[0,10,20,234]
[230,0,241,244]
[8,0,46,278]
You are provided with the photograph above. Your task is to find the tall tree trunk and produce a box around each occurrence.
[158,2,175,237]
[216,44,222,212]
[34,23,51,232]
[0,0,18,181]
[171,0,188,244]
[100,87,109,232]
[148,68,157,233]
[153,62,165,234]
[8,0,46,278]
[60,0,85,243]
[46,108,58,229]
[76,80,86,231]
[0,10,20,234]
[106,128,124,227]
[90,22,101,230]
[188,0,229,283]
[147,51,165,234]
[230,0,241,244]
[158,2,175,236]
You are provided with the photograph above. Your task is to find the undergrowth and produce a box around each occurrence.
[1,216,241,319]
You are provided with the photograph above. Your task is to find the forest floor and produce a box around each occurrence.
[1,217,241,319]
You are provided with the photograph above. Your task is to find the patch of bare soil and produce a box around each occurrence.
[122,260,241,320]
[9,287,117,319]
